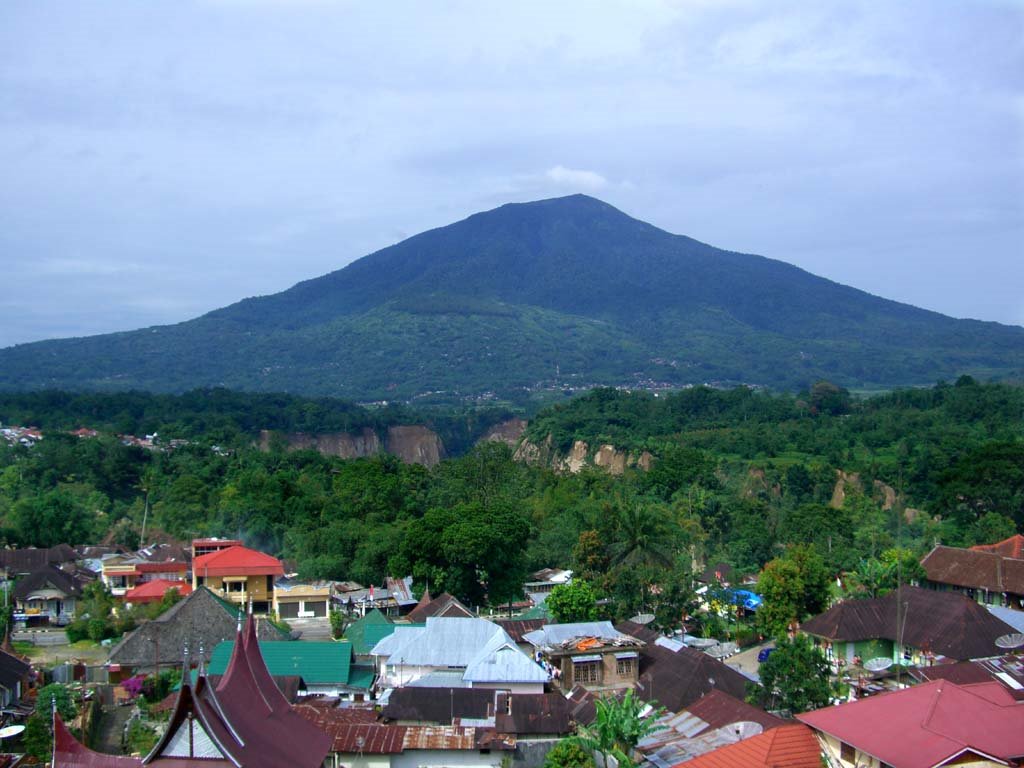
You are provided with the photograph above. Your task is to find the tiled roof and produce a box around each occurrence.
[798,680,1024,768]
[671,723,820,768]
[135,561,188,573]
[799,585,1017,660]
[210,640,356,686]
[972,534,1024,559]
[922,545,1024,594]
[0,544,77,575]
[193,545,284,577]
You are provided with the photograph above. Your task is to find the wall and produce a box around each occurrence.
[392,750,505,768]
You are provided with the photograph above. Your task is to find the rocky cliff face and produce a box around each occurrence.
[257,425,444,466]
[479,418,528,447]
[514,434,652,475]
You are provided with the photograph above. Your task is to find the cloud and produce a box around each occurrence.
[545,165,610,191]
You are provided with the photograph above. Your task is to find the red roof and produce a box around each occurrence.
[193,545,284,577]
[293,707,406,755]
[136,561,188,573]
[53,710,142,767]
[797,680,1024,768]
[972,534,1024,560]
[123,579,192,604]
[671,724,820,768]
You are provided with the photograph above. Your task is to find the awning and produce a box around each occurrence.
[614,651,638,660]
[572,654,602,663]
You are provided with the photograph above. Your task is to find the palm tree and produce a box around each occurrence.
[608,500,677,570]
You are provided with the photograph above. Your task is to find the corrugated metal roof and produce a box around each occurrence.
[463,638,549,684]
[523,621,629,648]
[209,640,354,686]
[374,618,513,667]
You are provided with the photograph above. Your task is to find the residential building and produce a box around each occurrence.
[13,564,90,625]
[799,585,1017,665]
[55,613,332,767]
[107,586,287,675]
[344,609,425,660]
[191,537,243,559]
[0,646,31,709]
[921,542,1024,610]
[210,639,374,700]
[0,544,77,579]
[192,545,284,614]
[523,568,572,606]
[273,578,331,619]
[523,621,644,692]
[122,579,192,608]
[99,553,141,597]
[634,690,784,768]
[334,576,420,617]
[798,679,1024,768]
[406,590,474,622]
[617,622,753,712]
[667,723,821,768]
[372,617,549,693]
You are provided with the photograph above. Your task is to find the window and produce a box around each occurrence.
[840,742,855,762]
[616,658,635,676]
[574,662,601,685]
[226,581,246,593]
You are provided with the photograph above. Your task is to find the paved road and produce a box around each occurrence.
[288,617,333,641]
[725,640,773,681]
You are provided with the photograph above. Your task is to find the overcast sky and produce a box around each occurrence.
[1,0,1022,348]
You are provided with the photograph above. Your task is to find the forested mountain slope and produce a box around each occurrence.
[2,195,1022,398]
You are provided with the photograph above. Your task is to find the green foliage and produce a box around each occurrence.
[753,634,833,714]
[22,714,52,761]
[756,545,830,638]
[543,738,595,768]
[36,683,77,720]
[547,581,599,624]
[125,718,159,755]
[577,689,665,764]
[3,196,1024,399]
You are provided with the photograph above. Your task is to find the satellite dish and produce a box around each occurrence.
[863,657,894,672]
[995,633,1024,650]
[0,725,25,739]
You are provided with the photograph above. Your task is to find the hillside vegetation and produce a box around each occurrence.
[1,380,1021,623]
[2,195,1022,399]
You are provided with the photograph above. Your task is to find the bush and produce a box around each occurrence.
[543,738,595,768]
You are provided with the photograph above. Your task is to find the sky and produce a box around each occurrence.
[1,0,1022,348]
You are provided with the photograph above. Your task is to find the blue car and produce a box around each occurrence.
[757,647,775,663]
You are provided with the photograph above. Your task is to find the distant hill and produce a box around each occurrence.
[1,194,1021,399]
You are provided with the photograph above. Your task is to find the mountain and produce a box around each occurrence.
[1,194,1022,399]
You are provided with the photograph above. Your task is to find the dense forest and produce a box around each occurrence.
[1,378,1021,622]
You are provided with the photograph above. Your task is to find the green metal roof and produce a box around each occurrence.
[209,640,354,685]
[518,603,552,620]
[347,666,376,690]
[344,609,425,655]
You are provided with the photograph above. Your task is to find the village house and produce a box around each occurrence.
[921,536,1024,610]
[54,613,332,767]
[344,609,426,660]
[634,689,784,768]
[372,617,549,693]
[333,576,420,617]
[192,545,284,614]
[0,544,77,580]
[122,579,192,609]
[798,679,1024,768]
[406,589,474,622]
[910,654,1024,699]
[799,585,1018,666]
[666,723,822,768]
[522,568,572,606]
[12,564,91,626]
[210,639,375,700]
[273,578,331,619]
[616,621,753,712]
[294,705,516,768]
[107,586,287,677]
[522,621,644,692]
[0,645,32,709]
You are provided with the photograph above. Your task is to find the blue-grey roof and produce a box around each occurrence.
[988,605,1024,634]
[463,635,549,684]
[522,621,640,650]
